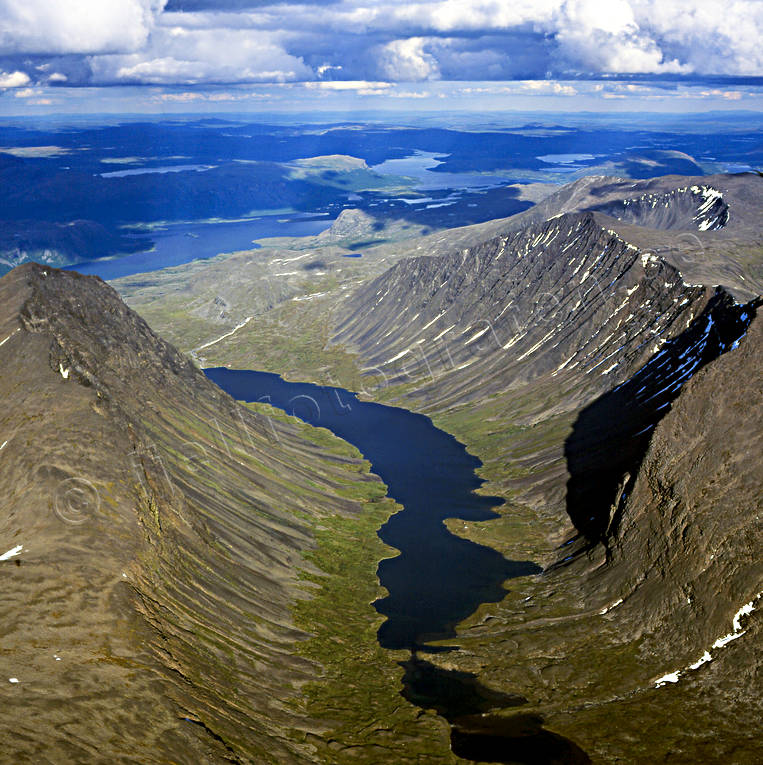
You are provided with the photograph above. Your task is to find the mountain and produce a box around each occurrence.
[0,264,403,763]
[102,169,762,761]
[325,191,761,761]
[346,172,762,301]
[332,211,752,410]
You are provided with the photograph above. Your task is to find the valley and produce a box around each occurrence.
[1,115,761,764]
[1,0,762,759]
[107,168,762,762]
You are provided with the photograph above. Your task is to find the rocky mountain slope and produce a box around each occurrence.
[332,211,752,413]
[0,264,416,763]
[327,200,761,761]
[107,169,761,762]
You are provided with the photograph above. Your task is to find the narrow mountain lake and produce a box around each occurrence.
[206,369,589,763]
[205,368,541,650]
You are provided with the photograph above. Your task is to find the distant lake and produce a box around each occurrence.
[65,213,334,280]
[372,150,513,192]
[205,367,540,650]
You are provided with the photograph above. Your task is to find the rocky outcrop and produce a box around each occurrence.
[315,208,379,244]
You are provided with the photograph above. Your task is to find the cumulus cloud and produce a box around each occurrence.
[89,25,311,83]
[377,38,440,81]
[0,70,30,88]
[0,0,166,56]
[0,0,760,88]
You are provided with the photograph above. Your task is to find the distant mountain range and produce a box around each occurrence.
[1,118,760,273]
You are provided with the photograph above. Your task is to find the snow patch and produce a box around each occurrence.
[515,329,555,362]
[640,252,659,268]
[654,671,680,687]
[419,312,446,333]
[0,545,23,561]
[689,651,712,670]
[0,329,19,348]
[383,348,410,365]
[655,591,761,689]
[59,363,70,380]
[431,324,455,343]
[599,598,624,615]
[732,599,757,632]
[464,326,489,345]
[713,632,744,649]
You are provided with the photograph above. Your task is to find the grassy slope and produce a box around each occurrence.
[243,403,460,763]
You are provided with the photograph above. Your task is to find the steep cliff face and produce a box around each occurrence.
[0,264,387,763]
[332,212,731,415]
[590,310,762,658]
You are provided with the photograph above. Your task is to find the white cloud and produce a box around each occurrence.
[520,80,578,96]
[0,70,30,87]
[304,80,392,91]
[0,1,167,56]
[317,64,343,77]
[0,0,761,87]
[699,89,743,100]
[89,26,311,84]
[377,37,440,80]
[551,0,691,74]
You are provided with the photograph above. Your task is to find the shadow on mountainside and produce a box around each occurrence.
[564,290,757,547]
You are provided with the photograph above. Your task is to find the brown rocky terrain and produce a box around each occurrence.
[0,263,407,763]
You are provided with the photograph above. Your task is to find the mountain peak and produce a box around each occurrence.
[0,261,389,762]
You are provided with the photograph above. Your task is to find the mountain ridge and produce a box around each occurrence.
[0,263,414,763]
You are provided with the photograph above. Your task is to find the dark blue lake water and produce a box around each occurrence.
[205,367,540,650]
[65,213,333,280]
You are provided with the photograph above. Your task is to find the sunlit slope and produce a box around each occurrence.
[0,264,446,763]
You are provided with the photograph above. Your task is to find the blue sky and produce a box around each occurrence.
[1,0,761,114]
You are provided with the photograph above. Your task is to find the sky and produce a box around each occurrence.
[0,0,762,115]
